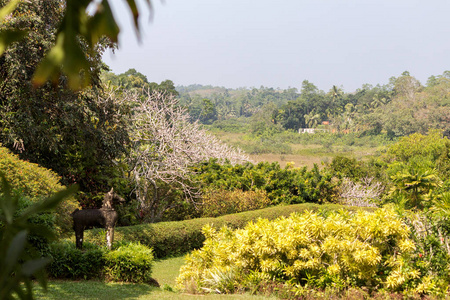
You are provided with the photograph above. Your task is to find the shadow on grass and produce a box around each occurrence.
[34,280,276,299]
[34,280,157,300]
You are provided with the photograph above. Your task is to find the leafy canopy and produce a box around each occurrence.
[0,0,152,89]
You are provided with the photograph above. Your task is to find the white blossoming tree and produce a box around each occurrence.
[127,91,249,222]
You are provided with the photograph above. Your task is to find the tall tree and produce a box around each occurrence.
[102,69,178,96]
[0,1,129,203]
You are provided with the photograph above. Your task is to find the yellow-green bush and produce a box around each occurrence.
[200,189,271,217]
[0,146,79,234]
[176,206,438,295]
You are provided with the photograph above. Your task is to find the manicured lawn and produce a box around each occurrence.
[34,256,276,299]
[152,255,186,288]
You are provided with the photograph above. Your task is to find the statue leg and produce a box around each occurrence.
[106,226,113,250]
[75,226,84,249]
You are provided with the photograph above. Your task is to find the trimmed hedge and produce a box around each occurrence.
[82,203,373,258]
[47,241,106,280]
[47,241,154,282]
[104,243,154,283]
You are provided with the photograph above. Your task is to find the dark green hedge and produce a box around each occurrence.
[82,203,373,258]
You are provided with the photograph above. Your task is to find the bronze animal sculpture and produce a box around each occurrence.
[71,188,124,249]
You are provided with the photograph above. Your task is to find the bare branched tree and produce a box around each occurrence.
[339,177,384,207]
[127,91,250,222]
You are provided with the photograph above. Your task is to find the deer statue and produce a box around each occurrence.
[71,188,124,250]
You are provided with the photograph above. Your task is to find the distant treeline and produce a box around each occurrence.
[176,71,450,138]
[102,69,449,138]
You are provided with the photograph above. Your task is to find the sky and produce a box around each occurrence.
[103,0,450,92]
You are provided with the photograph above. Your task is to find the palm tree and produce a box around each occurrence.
[304,110,321,128]
[389,168,441,209]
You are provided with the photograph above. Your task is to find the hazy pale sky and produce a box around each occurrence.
[103,0,450,92]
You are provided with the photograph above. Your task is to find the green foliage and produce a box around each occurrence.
[82,203,370,259]
[102,69,178,97]
[0,146,79,234]
[0,1,131,204]
[389,167,441,209]
[382,130,450,209]
[0,1,27,55]
[15,197,55,254]
[104,243,154,283]
[46,241,106,280]
[47,241,154,283]
[327,156,366,180]
[176,207,443,295]
[401,212,450,297]
[207,118,250,133]
[199,189,271,218]
[0,176,77,300]
[387,129,449,163]
[194,160,339,205]
[177,71,449,138]
[0,146,62,199]
[1,0,152,88]
[178,85,296,126]
[326,155,388,185]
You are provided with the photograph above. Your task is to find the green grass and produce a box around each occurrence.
[34,256,276,299]
[152,255,185,287]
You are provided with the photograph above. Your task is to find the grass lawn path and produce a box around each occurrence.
[34,256,275,299]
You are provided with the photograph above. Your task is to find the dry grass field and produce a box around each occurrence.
[211,131,384,169]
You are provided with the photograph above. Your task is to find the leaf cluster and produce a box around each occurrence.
[1,0,152,89]
[0,176,77,299]
[0,1,131,202]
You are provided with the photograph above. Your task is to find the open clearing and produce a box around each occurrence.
[212,131,383,169]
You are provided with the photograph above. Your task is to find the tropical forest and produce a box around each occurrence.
[1,1,450,299]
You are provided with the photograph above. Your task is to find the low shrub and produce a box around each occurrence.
[82,203,372,258]
[47,241,154,283]
[0,146,62,199]
[176,206,443,296]
[104,243,154,283]
[46,241,106,280]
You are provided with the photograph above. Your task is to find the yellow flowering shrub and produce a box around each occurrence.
[177,206,425,294]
